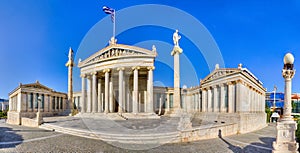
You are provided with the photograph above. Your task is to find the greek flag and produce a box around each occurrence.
[103,6,115,22]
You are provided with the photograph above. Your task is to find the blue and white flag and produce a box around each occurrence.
[103,6,115,22]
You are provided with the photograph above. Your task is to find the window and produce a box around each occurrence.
[34,93,39,109]
[29,93,33,109]
[52,96,55,110]
[41,94,44,109]
[60,97,63,109]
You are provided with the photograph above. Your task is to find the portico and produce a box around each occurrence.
[78,42,157,114]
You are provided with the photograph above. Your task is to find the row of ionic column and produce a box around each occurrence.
[201,83,235,113]
[80,66,155,114]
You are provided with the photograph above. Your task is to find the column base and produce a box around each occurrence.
[273,121,299,153]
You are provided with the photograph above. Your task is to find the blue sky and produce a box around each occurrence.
[1,0,300,98]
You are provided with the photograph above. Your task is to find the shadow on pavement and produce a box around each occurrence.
[0,126,23,149]
[218,129,274,153]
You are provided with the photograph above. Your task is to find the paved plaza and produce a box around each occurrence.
[0,117,276,153]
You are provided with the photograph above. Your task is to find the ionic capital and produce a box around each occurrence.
[147,66,155,71]
[103,68,110,73]
[117,67,125,71]
[80,74,86,78]
[132,66,140,70]
[91,71,97,75]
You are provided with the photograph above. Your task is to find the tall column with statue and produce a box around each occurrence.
[66,47,74,114]
[171,29,183,114]
[273,53,299,153]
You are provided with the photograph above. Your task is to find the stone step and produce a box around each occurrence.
[39,123,180,144]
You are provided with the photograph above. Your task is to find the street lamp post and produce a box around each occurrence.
[273,53,298,153]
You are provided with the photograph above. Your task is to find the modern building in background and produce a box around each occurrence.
[265,92,300,114]
[0,98,9,111]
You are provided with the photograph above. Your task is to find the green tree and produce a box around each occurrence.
[265,104,272,123]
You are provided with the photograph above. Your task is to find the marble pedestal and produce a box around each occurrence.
[273,120,298,153]
[36,112,44,125]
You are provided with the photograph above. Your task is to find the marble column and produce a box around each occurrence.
[166,93,170,112]
[144,91,147,112]
[235,80,242,113]
[227,82,234,113]
[48,95,51,112]
[92,72,97,113]
[103,69,110,113]
[109,77,114,113]
[207,88,212,112]
[44,95,48,112]
[97,78,102,113]
[132,67,140,114]
[201,90,207,112]
[171,46,183,111]
[87,77,92,113]
[118,67,124,113]
[213,86,218,112]
[220,84,226,112]
[81,74,86,113]
[147,66,154,113]
[33,93,37,112]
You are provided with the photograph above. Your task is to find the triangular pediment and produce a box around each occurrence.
[201,69,240,84]
[21,82,53,91]
[78,44,157,68]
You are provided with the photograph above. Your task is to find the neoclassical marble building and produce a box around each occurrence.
[7,81,68,125]
[77,40,156,114]
[73,37,266,133]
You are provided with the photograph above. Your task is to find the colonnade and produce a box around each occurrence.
[160,80,265,114]
[9,92,66,113]
[80,66,155,114]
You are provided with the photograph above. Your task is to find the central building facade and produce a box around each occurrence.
[78,42,157,114]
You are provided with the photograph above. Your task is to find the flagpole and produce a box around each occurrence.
[113,10,116,38]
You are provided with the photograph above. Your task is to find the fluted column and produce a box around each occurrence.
[213,86,218,112]
[118,67,124,113]
[81,74,86,113]
[92,72,97,113]
[227,82,234,113]
[235,80,242,113]
[87,76,92,113]
[220,84,226,112]
[201,89,206,112]
[98,78,102,113]
[147,66,154,113]
[166,93,170,112]
[207,88,212,112]
[132,66,140,114]
[109,75,114,113]
[103,69,110,113]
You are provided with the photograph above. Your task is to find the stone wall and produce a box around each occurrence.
[238,112,267,133]
[7,112,21,125]
[179,123,238,142]
[21,118,39,127]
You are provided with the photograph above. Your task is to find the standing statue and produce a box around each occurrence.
[173,29,181,47]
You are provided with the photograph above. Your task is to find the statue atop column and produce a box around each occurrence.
[171,29,183,56]
[170,29,183,116]
[173,29,181,47]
